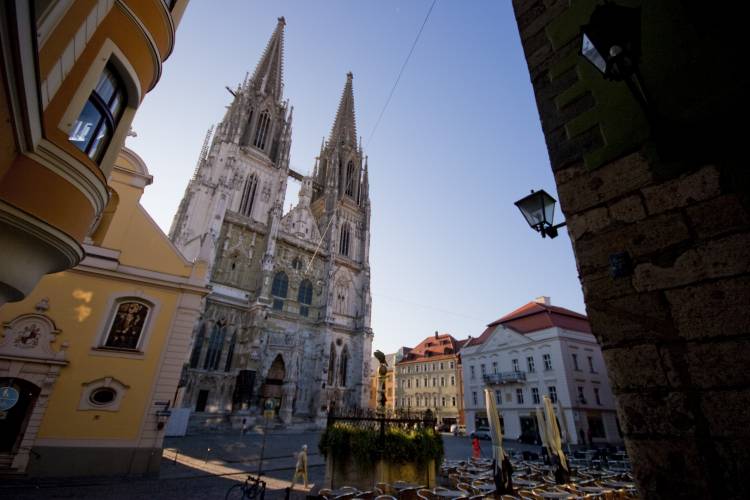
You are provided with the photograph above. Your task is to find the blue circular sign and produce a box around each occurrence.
[0,386,19,411]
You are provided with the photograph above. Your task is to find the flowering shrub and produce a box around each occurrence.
[319,423,444,464]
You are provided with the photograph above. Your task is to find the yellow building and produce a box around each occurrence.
[0,0,188,306]
[0,148,207,476]
[368,353,396,411]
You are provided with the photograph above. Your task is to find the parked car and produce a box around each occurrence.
[470,429,492,440]
[451,424,466,436]
[435,422,451,432]
[518,429,541,445]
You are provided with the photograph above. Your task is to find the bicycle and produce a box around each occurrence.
[225,474,266,500]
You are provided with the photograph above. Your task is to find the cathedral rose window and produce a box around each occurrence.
[103,300,150,350]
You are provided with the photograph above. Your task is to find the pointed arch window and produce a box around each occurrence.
[241,108,255,145]
[224,332,237,372]
[327,343,336,386]
[239,174,258,217]
[345,161,355,197]
[203,323,226,371]
[298,279,313,317]
[189,324,207,368]
[254,110,271,150]
[339,222,350,257]
[271,271,288,311]
[339,345,349,387]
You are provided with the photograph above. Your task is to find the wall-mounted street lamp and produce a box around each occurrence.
[580,3,651,120]
[514,189,566,239]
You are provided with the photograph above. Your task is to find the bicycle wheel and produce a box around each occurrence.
[225,483,246,500]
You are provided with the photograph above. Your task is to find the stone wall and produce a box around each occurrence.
[511,1,750,498]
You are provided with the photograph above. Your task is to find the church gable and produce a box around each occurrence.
[280,204,322,243]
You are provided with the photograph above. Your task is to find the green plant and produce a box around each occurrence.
[319,424,444,465]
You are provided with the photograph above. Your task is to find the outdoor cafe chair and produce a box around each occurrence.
[334,494,357,500]
[374,496,397,500]
[456,482,473,495]
[319,488,332,499]
[417,489,434,500]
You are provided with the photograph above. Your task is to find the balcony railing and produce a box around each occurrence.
[483,371,526,385]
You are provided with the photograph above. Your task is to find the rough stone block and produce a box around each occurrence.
[685,339,750,389]
[580,269,636,302]
[601,345,670,392]
[556,152,653,214]
[586,292,674,348]
[626,437,712,500]
[609,195,647,224]
[633,232,750,292]
[566,206,609,241]
[700,389,750,438]
[686,193,750,239]
[642,165,721,215]
[615,391,696,437]
[713,438,750,500]
[665,276,750,340]
[574,212,689,275]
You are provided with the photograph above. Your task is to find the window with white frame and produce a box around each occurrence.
[578,386,586,404]
[588,355,596,373]
[532,387,540,404]
[527,356,535,373]
[492,361,498,373]
[452,396,456,406]
[69,64,127,163]
[470,366,475,380]
[472,391,478,405]
[512,359,519,372]
[450,375,455,386]
[102,299,151,350]
[543,354,553,371]
[549,385,558,403]
[449,361,454,369]
[441,397,446,407]
[594,387,601,405]
[480,364,486,376]
[441,377,445,386]
[572,353,580,371]
[495,390,501,405]
[516,388,524,404]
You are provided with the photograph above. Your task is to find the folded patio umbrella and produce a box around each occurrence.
[543,396,570,484]
[556,398,570,445]
[484,388,512,494]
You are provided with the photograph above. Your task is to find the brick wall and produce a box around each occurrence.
[511,1,750,498]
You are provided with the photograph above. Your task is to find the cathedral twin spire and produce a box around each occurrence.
[329,72,358,149]
[248,16,286,101]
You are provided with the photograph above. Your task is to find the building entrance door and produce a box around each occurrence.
[0,379,40,453]
[195,390,209,412]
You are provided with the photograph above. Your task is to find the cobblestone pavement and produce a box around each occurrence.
[0,431,547,499]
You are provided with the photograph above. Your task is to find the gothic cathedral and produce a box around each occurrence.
[169,18,373,426]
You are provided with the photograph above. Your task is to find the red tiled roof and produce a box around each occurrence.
[397,333,462,364]
[467,301,590,347]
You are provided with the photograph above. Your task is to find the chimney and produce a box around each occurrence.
[534,296,551,305]
[434,330,438,338]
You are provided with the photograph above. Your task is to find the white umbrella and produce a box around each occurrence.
[543,396,568,470]
[556,398,570,445]
[535,406,550,450]
[483,388,505,462]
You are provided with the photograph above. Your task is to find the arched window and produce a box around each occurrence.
[271,271,288,311]
[241,109,254,145]
[339,345,349,387]
[239,174,258,217]
[69,64,127,163]
[345,161,355,197]
[327,343,336,386]
[224,332,237,372]
[103,299,150,350]
[253,110,271,150]
[203,323,226,371]
[189,324,206,368]
[298,279,313,317]
[339,222,350,257]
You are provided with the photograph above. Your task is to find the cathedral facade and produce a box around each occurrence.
[169,18,373,426]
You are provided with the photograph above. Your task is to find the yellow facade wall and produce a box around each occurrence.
[0,272,179,440]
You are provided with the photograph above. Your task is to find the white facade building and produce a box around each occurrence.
[461,297,621,446]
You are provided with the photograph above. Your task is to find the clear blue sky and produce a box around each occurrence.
[128,0,585,354]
